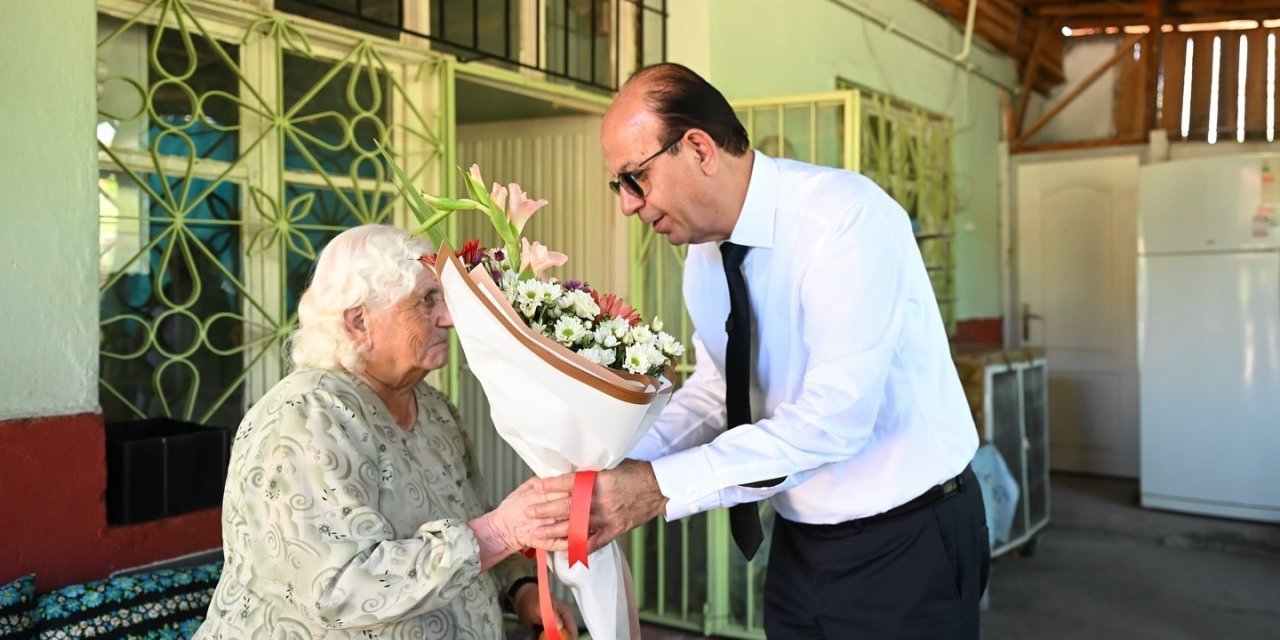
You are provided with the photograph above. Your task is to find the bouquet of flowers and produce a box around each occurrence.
[423,238,685,378]
[387,154,678,640]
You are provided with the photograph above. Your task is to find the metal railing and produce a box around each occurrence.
[275,0,667,92]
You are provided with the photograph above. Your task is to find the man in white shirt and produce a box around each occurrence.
[533,63,988,638]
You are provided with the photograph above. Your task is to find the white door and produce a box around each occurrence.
[1015,154,1140,477]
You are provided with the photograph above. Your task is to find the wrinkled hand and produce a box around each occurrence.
[513,582,579,640]
[528,460,668,554]
[471,477,568,569]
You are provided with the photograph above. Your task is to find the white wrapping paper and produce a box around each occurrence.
[435,248,672,639]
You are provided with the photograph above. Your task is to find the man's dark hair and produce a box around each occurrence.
[627,63,751,156]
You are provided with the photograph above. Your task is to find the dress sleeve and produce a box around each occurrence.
[440,393,536,594]
[250,387,484,631]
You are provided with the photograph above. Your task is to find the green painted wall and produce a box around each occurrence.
[667,0,1017,321]
[0,0,99,420]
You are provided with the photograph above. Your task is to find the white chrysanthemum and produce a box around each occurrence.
[539,281,563,304]
[652,316,664,332]
[629,325,655,345]
[500,269,519,289]
[553,316,589,345]
[577,346,617,367]
[596,317,627,339]
[519,302,538,318]
[530,321,547,335]
[568,290,600,319]
[515,279,543,306]
[623,343,663,375]
[554,292,574,310]
[593,326,619,348]
[657,331,685,357]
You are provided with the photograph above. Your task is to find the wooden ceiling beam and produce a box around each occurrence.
[1033,2,1146,17]
[1015,32,1146,147]
[1015,21,1052,134]
[1060,13,1279,28]
[1143,0,1164,134]
[1024,0,1280,22]
[927,0,1066,92]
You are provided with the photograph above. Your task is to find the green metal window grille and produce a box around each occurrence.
[274,0,405,39]
[847,83,958,334]
[276,0,668,93]
[96,0,451,429]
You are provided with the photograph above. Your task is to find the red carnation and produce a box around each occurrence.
[459,239,485,268]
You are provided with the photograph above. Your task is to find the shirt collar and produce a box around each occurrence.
[727,150,777,250]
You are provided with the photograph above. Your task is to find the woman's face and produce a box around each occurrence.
[362,268,454,380]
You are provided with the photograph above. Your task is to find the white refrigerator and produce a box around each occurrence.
[1138,153,1280,523]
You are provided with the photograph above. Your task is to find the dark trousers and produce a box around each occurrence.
[763,467,990,639]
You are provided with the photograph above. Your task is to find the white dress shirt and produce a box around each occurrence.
[631,151,978,525]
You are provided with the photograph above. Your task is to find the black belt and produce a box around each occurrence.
[793,466,971,534]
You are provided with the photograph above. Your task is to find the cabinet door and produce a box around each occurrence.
[1022,362,1050,528]
[988,366,1027,541]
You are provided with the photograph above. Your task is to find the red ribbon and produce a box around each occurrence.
[535,549,563,640]
[529,470,597,640]
[568,470,597,569]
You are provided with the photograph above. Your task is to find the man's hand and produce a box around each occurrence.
[528,459,669,553]
[513,582,578,640]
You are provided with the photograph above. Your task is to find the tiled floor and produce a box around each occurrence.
[557,473,1280,639]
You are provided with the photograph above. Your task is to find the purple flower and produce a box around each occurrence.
[493,249,506,262]
[562,279,591,293]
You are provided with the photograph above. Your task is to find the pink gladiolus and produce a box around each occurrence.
[506,183,548,233]
[520,238,568,279]
[469,164,508,210]
[490,183,509,211]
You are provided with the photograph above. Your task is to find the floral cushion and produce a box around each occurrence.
[0,574,37,639]
[35,561,221,639]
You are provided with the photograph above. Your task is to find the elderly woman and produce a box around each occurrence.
[195,225,576,639]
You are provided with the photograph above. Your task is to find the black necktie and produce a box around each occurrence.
[720,241,783,561]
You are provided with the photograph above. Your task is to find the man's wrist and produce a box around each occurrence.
[636,460,671,520]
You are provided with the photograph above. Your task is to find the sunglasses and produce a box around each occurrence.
[609,135,683,199]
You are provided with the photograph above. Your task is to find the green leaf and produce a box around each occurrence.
[458,166,519,253]
[413,209,451,248]
[422,194,482,211]
[379,144,438,227]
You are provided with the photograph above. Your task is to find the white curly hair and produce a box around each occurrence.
[289,224,433,373]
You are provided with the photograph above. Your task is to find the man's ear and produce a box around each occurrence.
[343,307,368,345]
[685,129,719,175]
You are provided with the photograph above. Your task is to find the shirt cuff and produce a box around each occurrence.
[651,445,723,521]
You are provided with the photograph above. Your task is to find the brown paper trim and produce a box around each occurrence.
[434,243,660,405]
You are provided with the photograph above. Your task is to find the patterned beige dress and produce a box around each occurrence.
[194,368,530,639]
